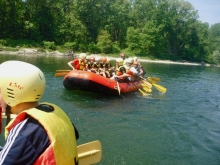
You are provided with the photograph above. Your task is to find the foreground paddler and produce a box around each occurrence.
[0,61,102,165]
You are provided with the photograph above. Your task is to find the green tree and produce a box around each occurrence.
[213,50,220,66]
[0,0,25,39]
[96,30,112,54]
[105,0,132,48]
[209,23,220,52]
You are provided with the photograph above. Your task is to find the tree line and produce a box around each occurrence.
[0,0,220,63]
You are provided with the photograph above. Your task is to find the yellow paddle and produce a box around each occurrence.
[138,89,148,96]
[152,83,167,93]
[140,77,153,88]
[130,81,149,96]
[141,81,152,88]
[77,140,102,165]
[141,76,167,93]
[141,84,152,93]
[142,87,152,93]
[147,77,160,82]
[54,72,69,77]
[56,70,71,73]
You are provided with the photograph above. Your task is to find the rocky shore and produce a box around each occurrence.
[0,48,212,66]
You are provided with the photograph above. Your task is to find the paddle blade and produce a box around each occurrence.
[77,140,102,165]
[153,84,167,93]
[56,70,71,73]
[142,81,152,88]
[147,78,156,84]
[54,72,68,77]
[138,89,148,96]
[147,77,160,82]
[143,87,152,93]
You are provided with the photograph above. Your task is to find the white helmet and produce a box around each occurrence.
[133,57,138,61]
[127,58,134,64]
[79,53,87,59]
[0,61,46,107]
[95,56,101,62]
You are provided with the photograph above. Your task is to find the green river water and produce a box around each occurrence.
[0,54,219,165]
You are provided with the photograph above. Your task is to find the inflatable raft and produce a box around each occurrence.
[63,70,143,95]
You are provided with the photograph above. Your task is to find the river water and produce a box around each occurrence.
[0,55,219,165]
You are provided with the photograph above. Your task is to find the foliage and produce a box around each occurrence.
[96,30,112,54]
[88,42,100,54]
[212,50,220,65]
[43,41,56,50]
[0,0,220,62]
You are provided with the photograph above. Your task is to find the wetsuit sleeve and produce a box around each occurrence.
[0,117,50,165]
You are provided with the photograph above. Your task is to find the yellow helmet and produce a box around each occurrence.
[79,53,87,59]
[116,58,123,65]
[0,61,46,107]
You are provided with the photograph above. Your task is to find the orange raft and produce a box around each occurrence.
[63,70,143,95]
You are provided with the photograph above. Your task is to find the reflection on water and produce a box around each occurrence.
[0,55,220,164]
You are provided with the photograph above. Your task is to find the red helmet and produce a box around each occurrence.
[90,56,95,62]
[102,57,107,63]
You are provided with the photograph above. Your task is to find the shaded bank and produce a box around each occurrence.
[0,48,214,67]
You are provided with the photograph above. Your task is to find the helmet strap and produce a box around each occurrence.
[6,105,11,125]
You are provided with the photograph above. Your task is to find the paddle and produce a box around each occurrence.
[130,81,149,96]
[114,76,121,95]
[56,70,71,72]
[77,140,102,165]
[143,87,152,93]
[116,81,120,95]
[152,83,167,93]
[55,69,72,77]
[141,81,152,88]
[147,77,160,82]
[141,85,152,93]
[140,77,152,88]
[138,88,148,96]
[54,72,69,77]
[141,76,167,93]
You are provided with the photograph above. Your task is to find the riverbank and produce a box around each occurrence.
[0,47,213,66]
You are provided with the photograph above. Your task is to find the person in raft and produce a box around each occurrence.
[110,58,131,82]
[0,61,79,165]
[68,53,87,70]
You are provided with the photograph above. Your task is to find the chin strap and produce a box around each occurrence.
[6,105,11,125]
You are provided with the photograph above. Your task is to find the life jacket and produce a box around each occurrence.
[88,62,98,69]
[116,66,124,76]
[95,62,100,69]
[100,62,110,69]
[78,59,85,70]
[5,102,78,165]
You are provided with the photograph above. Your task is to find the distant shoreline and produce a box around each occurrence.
[0,48,214,67]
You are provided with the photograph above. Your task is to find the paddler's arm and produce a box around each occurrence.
[67,61,75,70]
